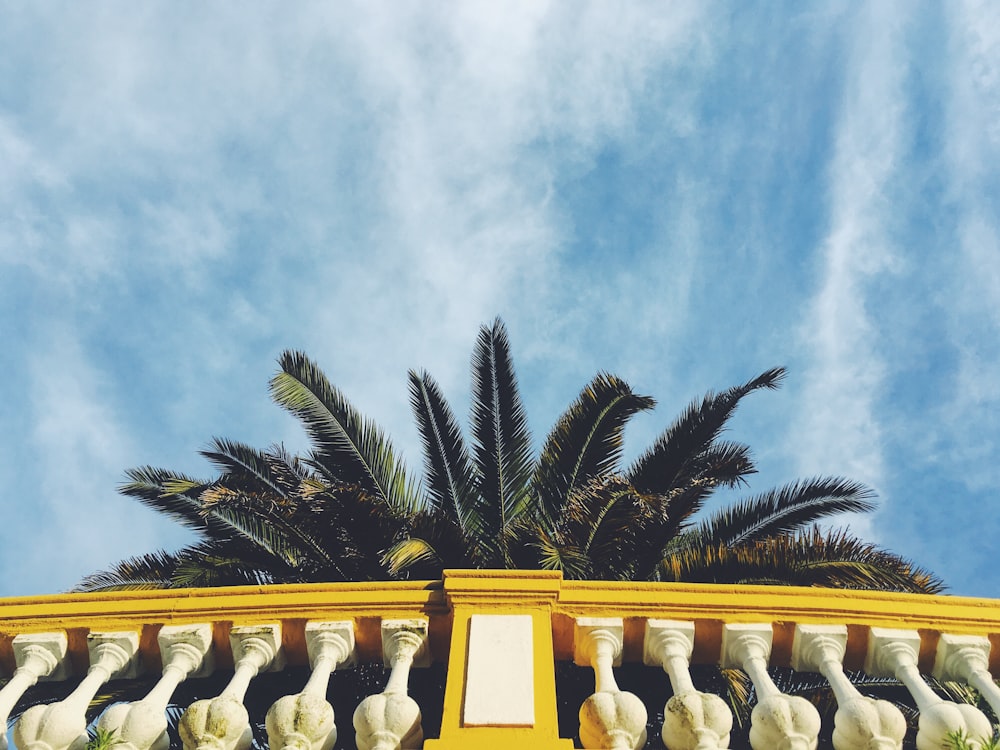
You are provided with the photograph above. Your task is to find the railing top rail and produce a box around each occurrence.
[2,572,1000,675]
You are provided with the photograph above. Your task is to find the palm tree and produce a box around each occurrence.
[69,318,952,750]
[79,318,939,594]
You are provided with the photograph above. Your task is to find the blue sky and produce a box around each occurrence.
[2,2,999,598]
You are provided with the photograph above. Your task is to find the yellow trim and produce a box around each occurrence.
[0,581,447,672]
[427,571,571,748]
[2,572,1000,741]
[3,576,1000,668]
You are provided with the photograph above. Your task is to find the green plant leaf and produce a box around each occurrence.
[270,350,423,514]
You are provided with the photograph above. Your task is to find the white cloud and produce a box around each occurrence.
[8,328,191,594]
[790,4,911,534]
[274,2,712,456]
[0,2,719,596]
[10,2,1000,597]
[932,0,1000,492]
[0,116,67,270]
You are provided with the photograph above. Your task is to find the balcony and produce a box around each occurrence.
[2,570,999,750]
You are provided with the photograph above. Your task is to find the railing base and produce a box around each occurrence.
[426,728,575,749]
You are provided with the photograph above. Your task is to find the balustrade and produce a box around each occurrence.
[643,620,731,750]
[0,574,999,749]
[865,628,992,750]
[98,624,213,750]
[265,621,354,750]
[574,618,647,749]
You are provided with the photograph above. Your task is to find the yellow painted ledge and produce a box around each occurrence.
[1,572,999,674]
[0,580,448,673]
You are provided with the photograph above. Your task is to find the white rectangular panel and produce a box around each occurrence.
[462,614,535,726]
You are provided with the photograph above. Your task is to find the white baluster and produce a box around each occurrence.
[644,620,731,750]
[266,621,355,750]
[866,627,992,750]
[0,633,70,750]
[933,634,1000,723]
[353,619,428,750]
[575,618,647,750]
[721,623,819,750]
[792,624,905,750]
[98,624,214,750]
[14,632,139,750]
[179,624,284,750]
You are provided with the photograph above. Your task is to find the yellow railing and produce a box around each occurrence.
[2,570,1000,749]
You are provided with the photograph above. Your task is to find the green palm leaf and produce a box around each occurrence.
[470,319,533,565]
[534,476,654,580]
[528,525,592,579]
[119,466,238,540]
[659,527,944,593]
[627,441,758,566]
[577,484,653,580]
[383,537,441,576]
[695,477,876,546]
[408,369,478,535]
[201,493,317,565]
[533,372,655,525]
[611,442,759,581]
[199,437,292,498]
[74,550,184,591]
[168,540,283,588]
[681,440,756,489]
[628,367,784,495]
[270,350,422,514]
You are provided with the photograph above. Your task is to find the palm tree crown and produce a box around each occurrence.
[79,318,940,594]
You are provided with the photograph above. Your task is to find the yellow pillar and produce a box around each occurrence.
[425,569,574,750]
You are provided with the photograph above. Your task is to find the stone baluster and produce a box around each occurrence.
[0,633,70,750]
[721,623,820,750]
[866,627,992,750]
[791,624,905,750]
[933,634,1000,722]
[266,621,355,750]
[97,624,214,750]
[574,617,647,750]
[179,624,285,750]
[354,619,429,750]
[14,632,140,750]
[643,620,731,750]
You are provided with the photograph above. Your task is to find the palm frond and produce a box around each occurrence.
[199,437,292,498]
[203,497,317,566]
[624,440,759,572]
[628,367,785,495]
[408,369,477,535]
[168,540,281,588]
[530,529,593,580]
[683,440,756,489]
[270,350,423,514]
[388,502,476,576]
[697,478,876,546]
[383,537,441,577]
[533,476,655,580]
[74,550,185,592]
[470,319,534,565]
[533,373,655,526]
[195,481,408,581]
[118,466,235,540]
[659,527,944,593]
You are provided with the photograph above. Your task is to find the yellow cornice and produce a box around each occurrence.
[2,574,999,675]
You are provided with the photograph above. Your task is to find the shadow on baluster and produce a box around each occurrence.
[352,619,430,750]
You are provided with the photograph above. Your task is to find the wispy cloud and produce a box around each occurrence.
[6,328,190,593]
[935,0,1000,492]
[273,2,713,454]
[790,4,911,535]
[4,2,1000,598]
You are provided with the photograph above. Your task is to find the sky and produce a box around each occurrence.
[1,1,999,599]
